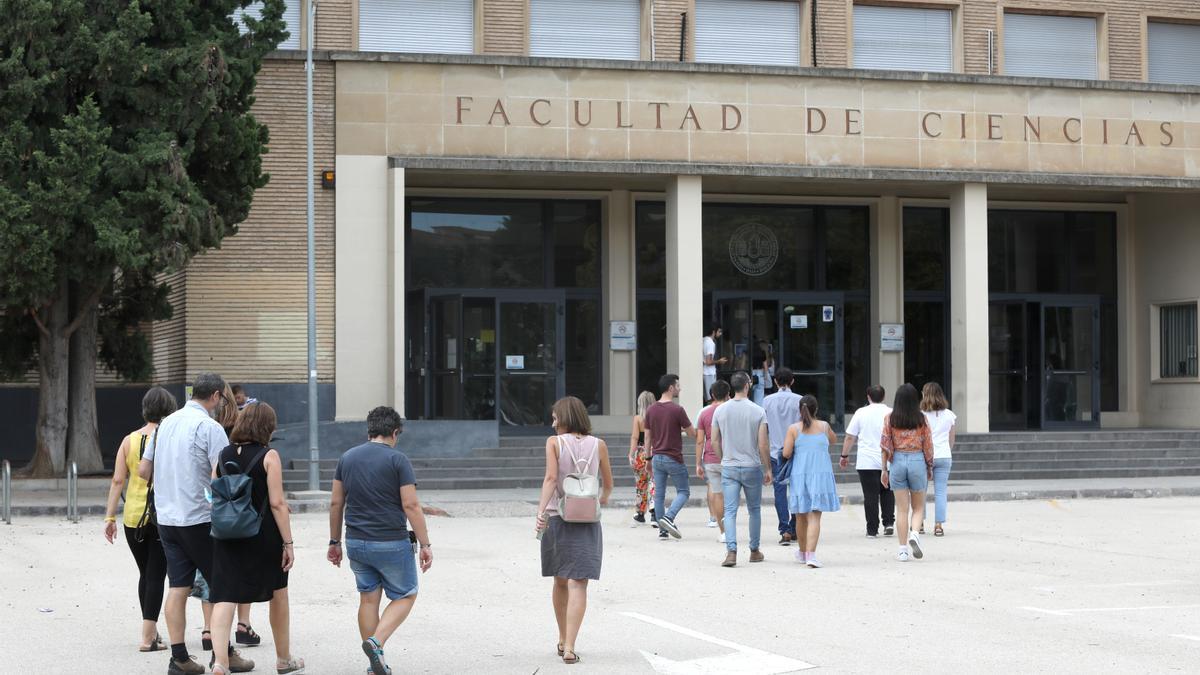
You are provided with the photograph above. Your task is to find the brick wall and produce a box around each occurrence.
[316,0,354,50]
[483,0,527,54]
[652,0,690,61]
[180,57,337,384]
[149,271,187,384]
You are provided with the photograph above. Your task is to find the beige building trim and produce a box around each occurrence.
[949,182,989,432]
[335,155,389,420]
[604,190,638,417]
[871,194,905,398]
[388,168,406,413]
[666,175,705,415]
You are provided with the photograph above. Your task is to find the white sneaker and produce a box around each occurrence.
[896,549,910,562]
[806,558,823,569]
[706,518,718,528]
[908,532,923,559]
[794,549,805,563]
[717,533,728,543]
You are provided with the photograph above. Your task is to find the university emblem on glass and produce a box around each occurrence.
[728,223,779,277]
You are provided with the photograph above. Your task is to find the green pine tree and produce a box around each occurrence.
[0,0,288,476]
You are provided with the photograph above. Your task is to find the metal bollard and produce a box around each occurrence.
[67,461,79,523]
[2,460,10,524]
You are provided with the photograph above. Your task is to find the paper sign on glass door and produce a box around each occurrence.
[505,355,525,370]
[790,315,808,329]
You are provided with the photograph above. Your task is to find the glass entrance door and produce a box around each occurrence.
[429,295,464,419]
[498,297,564,427]
[781,301,844,428]
[988,301,1032,429]
[1041,303,1100,427]
[717,298,754,382]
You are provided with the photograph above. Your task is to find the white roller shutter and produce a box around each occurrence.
[1003,13,1097,79]
[1148,22,1200,85]
[530,0,641,60]
[853,5,952,72]
[234,1,301,49]
[695,0,802,67]
[359,0,474,54]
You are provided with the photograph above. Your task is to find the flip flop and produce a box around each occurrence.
[557,643,565,657]
[563,651,581,665]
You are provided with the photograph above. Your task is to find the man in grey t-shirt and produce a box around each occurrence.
[711,371,772,567]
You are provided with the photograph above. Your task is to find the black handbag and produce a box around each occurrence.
[135,432,158,541]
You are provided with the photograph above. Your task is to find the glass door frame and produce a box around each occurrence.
[420,289,566,425]
[711,290,848,428]
[989,293,1101,430]
[1039,296,1101,429]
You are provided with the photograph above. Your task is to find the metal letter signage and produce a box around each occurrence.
[729,223,779,277]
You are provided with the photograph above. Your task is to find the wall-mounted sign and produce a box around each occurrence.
[610,321,637,351]
[881,324,905,352]
[505,355,525,370]
[822,306,834,323]
[790,314,808,329]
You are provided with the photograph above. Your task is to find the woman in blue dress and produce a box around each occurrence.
[782,395,840,568]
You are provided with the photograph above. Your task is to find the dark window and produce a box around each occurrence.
[635,298,667,397]
[1160,303,1198,378]
[410,199,544,289]
[636,202,667,290]
[988,210,1116,296]
[824,207,869,291]
[904,301,947,396]
[566,298,602,412]
[843,301,870,418]
[903,208,948,292]
[553,202,601,288]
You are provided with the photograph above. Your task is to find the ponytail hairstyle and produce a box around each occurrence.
[799,395,819,431]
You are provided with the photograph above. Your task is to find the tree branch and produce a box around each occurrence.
[28,308,51,338]
[64,282,108,337]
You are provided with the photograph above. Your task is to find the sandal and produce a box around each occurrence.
[563,650,580,665]
[557,643,565,657]
[139,634,165,652]
[934,525,944,537]
[237,622,262,647]
[277,656,306,674]
[202,629,213,651]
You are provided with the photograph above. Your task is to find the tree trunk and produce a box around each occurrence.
[68,285,103,474]
[27,286,70,477]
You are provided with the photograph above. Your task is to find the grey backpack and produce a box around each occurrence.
[210,447,270,541]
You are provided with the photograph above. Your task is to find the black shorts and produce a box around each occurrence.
[158,523,214,589]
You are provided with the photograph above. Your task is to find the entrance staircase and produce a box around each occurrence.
[284,429,1200,492]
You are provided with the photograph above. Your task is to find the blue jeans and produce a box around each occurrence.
[722,466,763,552]
[751,370,767,405]
[923,458,953,523]
[652,454,690,525]
[769,455,795,535]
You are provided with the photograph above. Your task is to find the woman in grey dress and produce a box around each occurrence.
[535,396,614,665]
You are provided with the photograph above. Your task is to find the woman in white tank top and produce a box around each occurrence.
[535,396,613,665]
[920,382,956,537]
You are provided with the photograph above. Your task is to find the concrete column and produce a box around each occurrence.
[387,167,405,414]
[666,175,704,417]
[603,190,636,416]
[949,183,990,432]
[334,155,389,420]
[871,195,904,400]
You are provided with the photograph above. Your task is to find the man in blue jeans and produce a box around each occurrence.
[762,368,801,545]
[328,407,434,675]
[644,373,696,540]
[711,371,772,567]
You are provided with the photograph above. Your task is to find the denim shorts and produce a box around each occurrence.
[889,452,929,492]
[346,538,418,600]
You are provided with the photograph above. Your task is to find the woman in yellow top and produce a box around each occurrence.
[103,386,178,652]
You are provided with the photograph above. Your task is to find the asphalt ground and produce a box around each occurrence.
[2,497,1198,673]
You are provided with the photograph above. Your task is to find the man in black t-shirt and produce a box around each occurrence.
[328,407,433,675]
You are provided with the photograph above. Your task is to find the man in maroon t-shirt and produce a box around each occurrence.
[644,373,696,539]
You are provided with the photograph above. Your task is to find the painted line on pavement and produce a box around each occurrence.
[622,611,816,674]
[1022,604,1200,616]
[1033,580,1188,592]
[1170,634,1200,642]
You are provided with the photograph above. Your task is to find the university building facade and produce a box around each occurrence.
[8,0,1200,461]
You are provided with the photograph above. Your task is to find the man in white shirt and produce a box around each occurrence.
[761,368,801,545]
[139,372,252,674]
[839,385,895,538]
[702,324,727,403]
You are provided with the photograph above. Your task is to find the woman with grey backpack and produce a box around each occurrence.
[535,396,614,665]
[207,402,305,675]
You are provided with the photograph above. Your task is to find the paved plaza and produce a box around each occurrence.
[2,497,1198,673]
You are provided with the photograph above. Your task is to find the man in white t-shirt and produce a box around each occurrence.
[839,385,894,538]
[702,324,727,403]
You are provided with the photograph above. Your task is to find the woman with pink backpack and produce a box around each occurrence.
[534,396,614,665]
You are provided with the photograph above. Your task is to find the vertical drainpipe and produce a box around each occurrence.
[811,0,818,66]
[679,12,687,62]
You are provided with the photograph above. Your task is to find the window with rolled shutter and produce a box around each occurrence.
[1003,13,1098,79]
[359,0,474,54]
[694,0,802,67]
[234,1,302,50]
[1148,21,1200,85]
[853,5,952,72]
[530,0,641,60]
